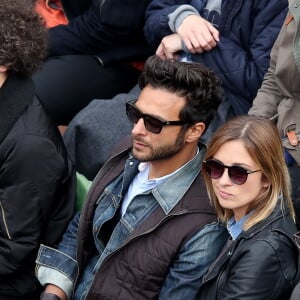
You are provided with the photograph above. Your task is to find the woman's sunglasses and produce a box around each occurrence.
[203,159,261,185]
[125,102,189,134]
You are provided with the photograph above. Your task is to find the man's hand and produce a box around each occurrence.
[177,14,219,53]
[41,284,67,300]
[156,33,182,59]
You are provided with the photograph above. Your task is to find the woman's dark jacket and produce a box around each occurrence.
[0,74,75,298]
[197,206,300,300]
[49,0,153,65]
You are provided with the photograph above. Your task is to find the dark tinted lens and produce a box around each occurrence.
[126,103,140,123]
[205,159,250,185]
[228,166,248,185]
[126,102,164,134]
[143,115,163,134]
[205,160,224,179]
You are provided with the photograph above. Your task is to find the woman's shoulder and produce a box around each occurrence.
[241,214,298,259]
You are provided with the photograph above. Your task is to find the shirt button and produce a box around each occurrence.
[295,3,299,8]
[129,161,134,166]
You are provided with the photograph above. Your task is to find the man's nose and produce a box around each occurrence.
[131,118,147,135]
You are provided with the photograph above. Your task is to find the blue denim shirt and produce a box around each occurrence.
[36,147,228,299]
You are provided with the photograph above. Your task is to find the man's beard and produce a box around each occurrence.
[132,128,186,162]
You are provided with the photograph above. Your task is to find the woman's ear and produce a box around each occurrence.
[185,122,206,143]
[261,175,270,188]
[262,181,270,188]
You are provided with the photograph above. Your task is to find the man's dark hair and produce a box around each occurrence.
[139,55,223,129]
[0,1,47,75]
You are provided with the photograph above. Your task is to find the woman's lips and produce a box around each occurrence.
[218,190,232,200]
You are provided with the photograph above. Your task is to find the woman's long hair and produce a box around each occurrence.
[202,115,294,230]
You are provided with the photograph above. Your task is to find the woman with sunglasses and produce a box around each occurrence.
[197,115,300,300]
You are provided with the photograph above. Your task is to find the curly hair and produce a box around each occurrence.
[0,1,47,75]
[138,55,223,131]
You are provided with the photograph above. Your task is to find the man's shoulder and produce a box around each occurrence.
[179,172,214,213]
[108,136,132,158]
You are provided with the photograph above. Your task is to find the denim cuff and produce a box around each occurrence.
[36,244,78,283]
[168,5,199,32]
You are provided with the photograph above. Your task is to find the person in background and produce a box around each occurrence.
[35,55,228,300]
[0,2,75,299]
[249,0,300,227]
[32,0,153,125]
[62,0,288,180]
[144,0,288,140]
[198,115,299,300]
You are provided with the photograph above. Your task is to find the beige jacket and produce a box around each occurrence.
[249,0,300,165]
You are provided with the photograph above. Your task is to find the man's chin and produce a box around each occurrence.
[132,149,150,162]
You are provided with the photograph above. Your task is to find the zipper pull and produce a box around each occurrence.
[285,124,298,147]
[285,14,294,25]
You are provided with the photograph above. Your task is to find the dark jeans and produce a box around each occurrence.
[32,55,140,125]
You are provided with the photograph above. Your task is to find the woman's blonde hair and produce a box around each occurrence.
[202,115,295,230]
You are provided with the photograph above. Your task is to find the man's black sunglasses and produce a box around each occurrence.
[125,101,189,134]
[203,159,261,185]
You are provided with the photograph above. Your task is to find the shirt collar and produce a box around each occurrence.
[137,147,200,185]
[227,212,252,240]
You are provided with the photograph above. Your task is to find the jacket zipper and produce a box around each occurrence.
[216,267,226,300]
[99,0,106,15]
[0,201,11,239]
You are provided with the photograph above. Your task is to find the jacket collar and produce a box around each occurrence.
[91,137,213,218]
[0,73,34,143]
[119,142,208,215]
[110,137,210,215]
[238,204,294,239]
[152,145,206,214]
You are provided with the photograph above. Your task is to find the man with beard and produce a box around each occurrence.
[36,55,228,300]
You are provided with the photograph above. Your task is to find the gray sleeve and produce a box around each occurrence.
[168,4,200,32]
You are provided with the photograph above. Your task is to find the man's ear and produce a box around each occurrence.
[0,66,8,87]
[185,122,206,143]
[0,65,8,72]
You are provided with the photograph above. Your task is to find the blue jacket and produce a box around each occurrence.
[48,0,152,65]
[36,138,228,299]
[144,0,288,115]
